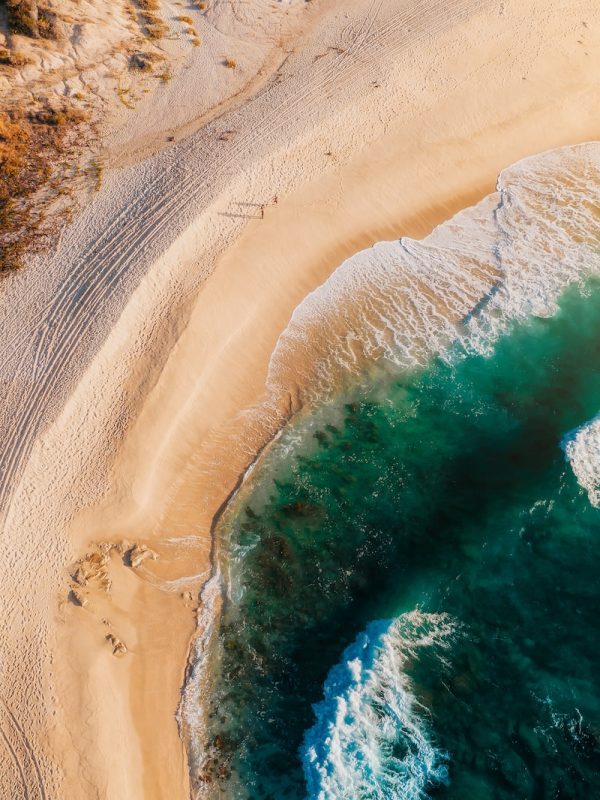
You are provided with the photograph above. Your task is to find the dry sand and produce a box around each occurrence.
[2,0,600,797]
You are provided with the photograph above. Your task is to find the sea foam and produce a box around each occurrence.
[267,143,600,405]
[177,572,223,782]
[302,611,457,800]
[188,144,600,797]
[563,415,600,508]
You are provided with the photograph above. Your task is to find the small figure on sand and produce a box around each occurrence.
[259,195,278,219]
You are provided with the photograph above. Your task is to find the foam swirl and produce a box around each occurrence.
[302,611,457,800]
[563,414,600,508]
[268,143,600,406]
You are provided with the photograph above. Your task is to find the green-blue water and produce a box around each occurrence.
[204,279,600,798]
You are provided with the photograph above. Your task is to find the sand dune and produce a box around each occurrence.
[1,0,600,797]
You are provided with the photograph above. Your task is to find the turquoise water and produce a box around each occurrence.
[204,279,600,798]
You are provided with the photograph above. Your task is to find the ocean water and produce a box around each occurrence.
[266,144,600,405]
[191,144,600,799]
[201,278,600,798]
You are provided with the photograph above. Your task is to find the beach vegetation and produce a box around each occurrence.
[6,0,39,37]
[224,56,236,68]
[0,48,33,66]
[33,105,89,127]
[37,8,58,39]
[159,64,172,82]
[177,14,193,24]
[6,0,59,40]
[129,50,161,71]
[0,103,90,271]
[117,85,135,108]
[142,12,168,39]
[124,1,137,22]
[90,157,104,192]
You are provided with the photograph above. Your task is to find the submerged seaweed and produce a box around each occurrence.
[202,278,600,798]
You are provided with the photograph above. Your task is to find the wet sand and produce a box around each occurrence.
[2,1,600,797]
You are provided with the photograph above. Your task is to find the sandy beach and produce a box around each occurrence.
[2,0,600,797]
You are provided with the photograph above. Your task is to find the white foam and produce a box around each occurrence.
[267,143,600,404]
[185,143,600,794]
[563,414,600,507]
[177,571,223,793]
[302,610,457,800]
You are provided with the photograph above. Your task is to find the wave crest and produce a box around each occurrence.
[563,415,600,507]
[302,610,457,800]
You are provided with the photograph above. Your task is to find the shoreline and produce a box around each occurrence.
[2,1,600,798]
[45,1,600,789]
[180,140,600,795]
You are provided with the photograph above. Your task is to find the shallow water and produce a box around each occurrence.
[204,277,600,798]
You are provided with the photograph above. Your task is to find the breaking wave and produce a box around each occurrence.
[268,143,600,405]
[563,414,600,507]
[189,143,600,799]
[302,611,457,800]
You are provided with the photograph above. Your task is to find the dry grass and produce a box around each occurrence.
[129,50,162,71]
[5,0,58,39]
[141,11,168,39]
[6,0,38,37]
[177,14,193,24]
[223,56,236,68]
[159,64,172,82]
[145,21,167,38]
[89,157,104,193]
[0,0,177,271]
[0,47,34,66]
[37,7,59,39]
[0,0,183,274]
[0,103,90,272]
[117,85,135,108]
[125,0,169,40]
[124,2,137,22]
[36,105,89,126]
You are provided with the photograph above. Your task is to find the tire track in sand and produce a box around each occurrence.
[0,0,483,519]
[0,701,47,800]
[0,0,390,512]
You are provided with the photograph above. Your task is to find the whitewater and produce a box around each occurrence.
[302,611,456,799]
[188,142,600,799]
[268,142,600,404]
